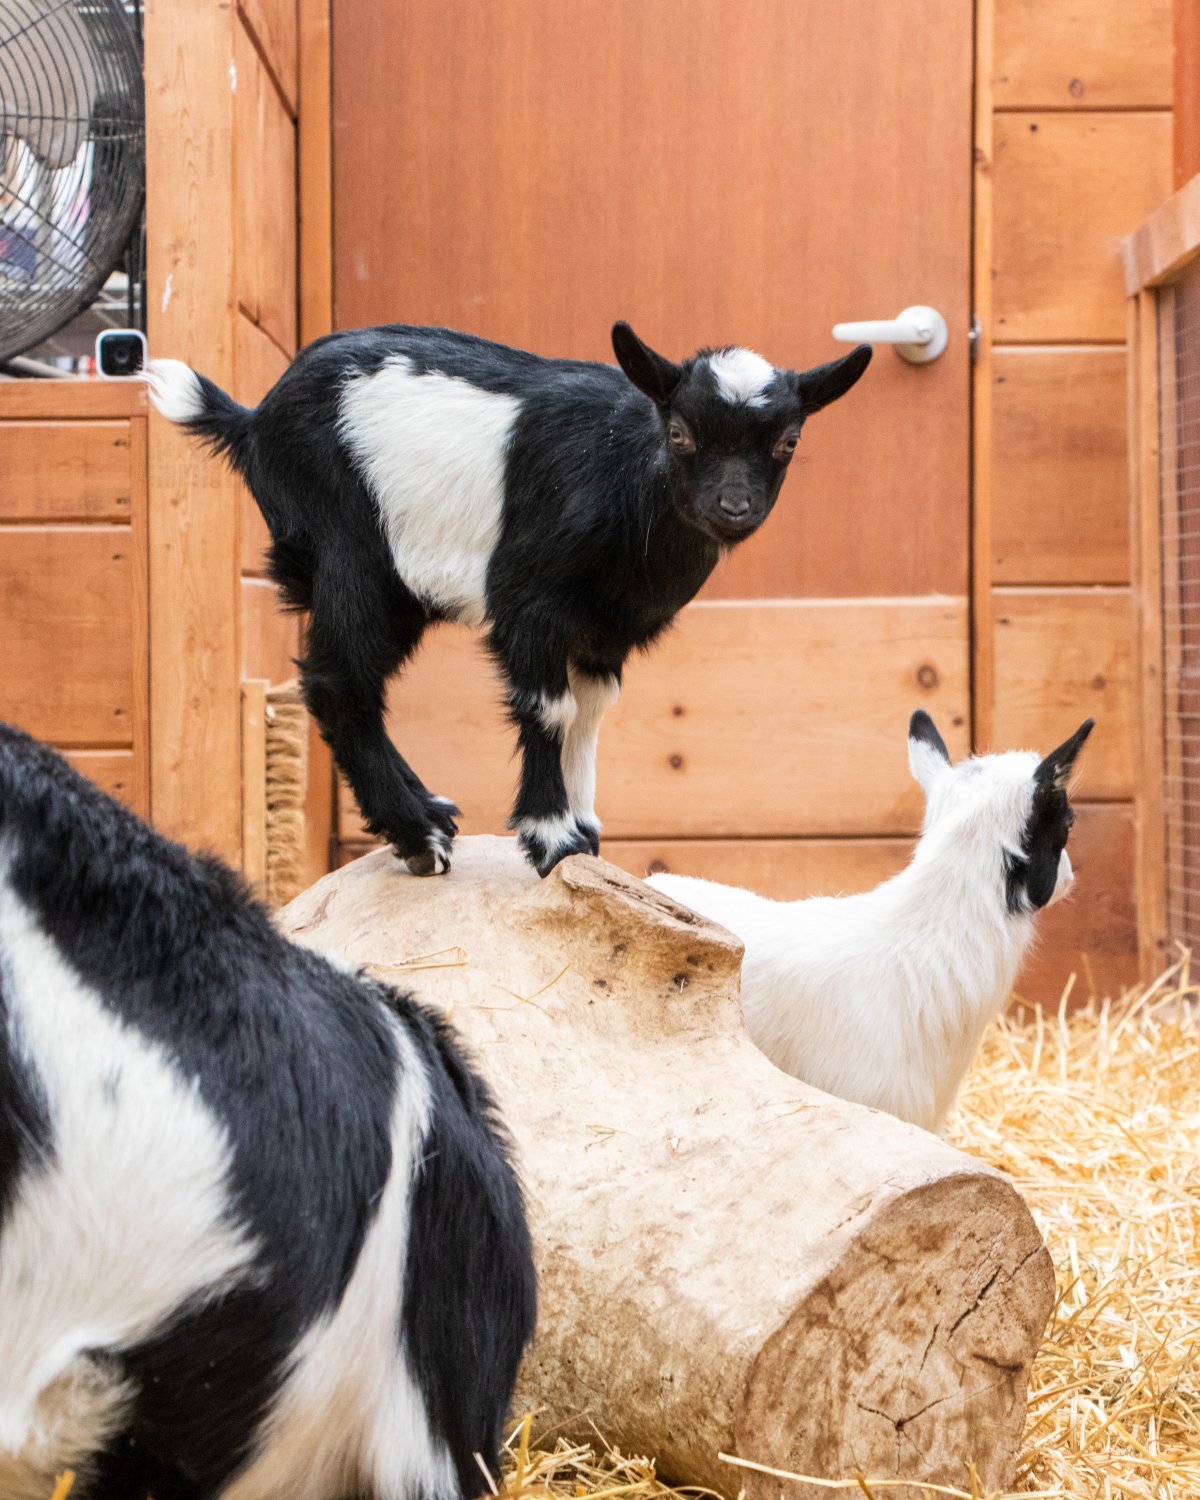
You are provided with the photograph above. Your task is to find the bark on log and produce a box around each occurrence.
[279,838,1054,1500]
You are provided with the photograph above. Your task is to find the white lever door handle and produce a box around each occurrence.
[831,305,948,364]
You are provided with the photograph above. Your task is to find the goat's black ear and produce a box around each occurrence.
[1034,718,1095,794]
[612,322,684,406]
[908,709,950,794]
[791,345,872,413]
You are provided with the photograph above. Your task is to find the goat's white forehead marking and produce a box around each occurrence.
[706,347,775,407]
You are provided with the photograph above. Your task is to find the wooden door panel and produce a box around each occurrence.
[338,598,969,841]
[333,0,972,598]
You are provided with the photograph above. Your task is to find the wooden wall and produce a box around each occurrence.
[972,0,1174,999]
[0,382,149,815]
[144,0,332,878]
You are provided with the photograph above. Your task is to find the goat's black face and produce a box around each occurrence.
[612,322,872,545]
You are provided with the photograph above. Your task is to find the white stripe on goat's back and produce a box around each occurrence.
[705,347,775,407]
[339,357,520,628]
[224,1015,450,1500]
[0,867,256,1476]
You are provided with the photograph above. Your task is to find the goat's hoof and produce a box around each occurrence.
[400,829,453,877]
[517,817,596,878]
[427,794,461,838]
[579,820,601,857]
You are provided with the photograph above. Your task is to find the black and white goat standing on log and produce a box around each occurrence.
[147,324,871,877]
[649,712,1095,1135]
[0,722,535,1500]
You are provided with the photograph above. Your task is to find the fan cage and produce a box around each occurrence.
[0,0,144,363]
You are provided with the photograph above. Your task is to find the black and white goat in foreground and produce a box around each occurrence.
[0,722,535,1500]
[146,324,870,878]
[649,712,1094,1135]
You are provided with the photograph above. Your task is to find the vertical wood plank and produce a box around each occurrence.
[145,0,243,864]
[972,0,995,752]
[298,0,334,881]
[1177,0,1200,189]
[241,678,268,889]
[298,0,332,346]
[129,414,151,821]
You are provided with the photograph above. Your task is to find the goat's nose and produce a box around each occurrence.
[718,491,752,520]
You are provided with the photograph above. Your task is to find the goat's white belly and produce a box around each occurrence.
[338,359,520,628]
[0,872,255,1492]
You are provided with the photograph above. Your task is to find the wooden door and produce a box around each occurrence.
[332,0,973,884]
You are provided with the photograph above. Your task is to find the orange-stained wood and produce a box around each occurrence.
[992,111,1173,342]
[0,526,134,747]
[145,0,243,864]
[65,751,145,815]
[991,348,1129,584]
[234,16,298,355]
[241,577,300,682]
[0,381,145,419]
[1122,174,1200,294]
[338,598,970,843]
[235,312,291,574]
[993,0,1171,109]
[238,0,297,117]
[0,421,133,522]
[1177,0,1200,188]
[332,0,972,600]
[989,588,1134,798]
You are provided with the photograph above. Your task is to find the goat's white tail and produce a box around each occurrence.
[143,358,205,425]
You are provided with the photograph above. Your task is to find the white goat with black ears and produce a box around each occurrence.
[648,711,1094,1134]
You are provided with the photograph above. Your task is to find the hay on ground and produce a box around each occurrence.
[499,958,1200,1500]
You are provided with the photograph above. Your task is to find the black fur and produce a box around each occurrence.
[908,709,950,766]
[0,721,535,1499]
[161,323,870,877]
[1005,719,1094,913]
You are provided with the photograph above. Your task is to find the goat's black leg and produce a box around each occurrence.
[301,563,458,875]
[489,628,596,876]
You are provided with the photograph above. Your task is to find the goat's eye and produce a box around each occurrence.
[668,420,696,454]
[773,428,800,461]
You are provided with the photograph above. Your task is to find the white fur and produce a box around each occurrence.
[0,862,257,1498]
[518,812,581,863]
[537,690,578,740]
[338,358,520,628]
[144,358,205,425]
[706,347,775,407]
[563,669,620,833]
[224,1022,452,1500]
[648,747,1074,1134]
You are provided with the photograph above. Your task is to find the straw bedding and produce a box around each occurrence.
[43,961,1200,1500]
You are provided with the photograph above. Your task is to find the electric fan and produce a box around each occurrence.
[0,0,144,362]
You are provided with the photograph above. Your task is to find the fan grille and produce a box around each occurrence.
[0,0,144,361]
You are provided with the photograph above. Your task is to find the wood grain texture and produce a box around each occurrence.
[338,598,970,842]
[973,0,996,751]
[1122,174,1200,294]
[993,0,1171,109]
[64,751,144,815]
[0,526,133,746]
[0,421,132,522]
[0,381,145,419]
[991,348,1129,584]
[241,576,299,682]
[605,837,912,897]
[989,588,1133,798]
[333,0,972,599]
[234,16,298,354]
[298,0,332,345]
[235,312,290,574]
[241,678,268,889]
[993,112,1172,341]
[145,0,243,863]
[1129,292,1168,977]
[238,0,297,116]
[1178,0,1200,189]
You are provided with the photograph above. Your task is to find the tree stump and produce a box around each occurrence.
[279,838,1054,1500]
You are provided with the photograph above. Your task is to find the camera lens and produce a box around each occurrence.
[99,332,145,378]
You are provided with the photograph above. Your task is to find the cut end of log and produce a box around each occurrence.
[279,836,1055,1499]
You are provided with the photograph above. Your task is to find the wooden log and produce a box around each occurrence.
[279,837,1054,1499]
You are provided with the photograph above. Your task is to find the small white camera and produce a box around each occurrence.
[95,328,147,379]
